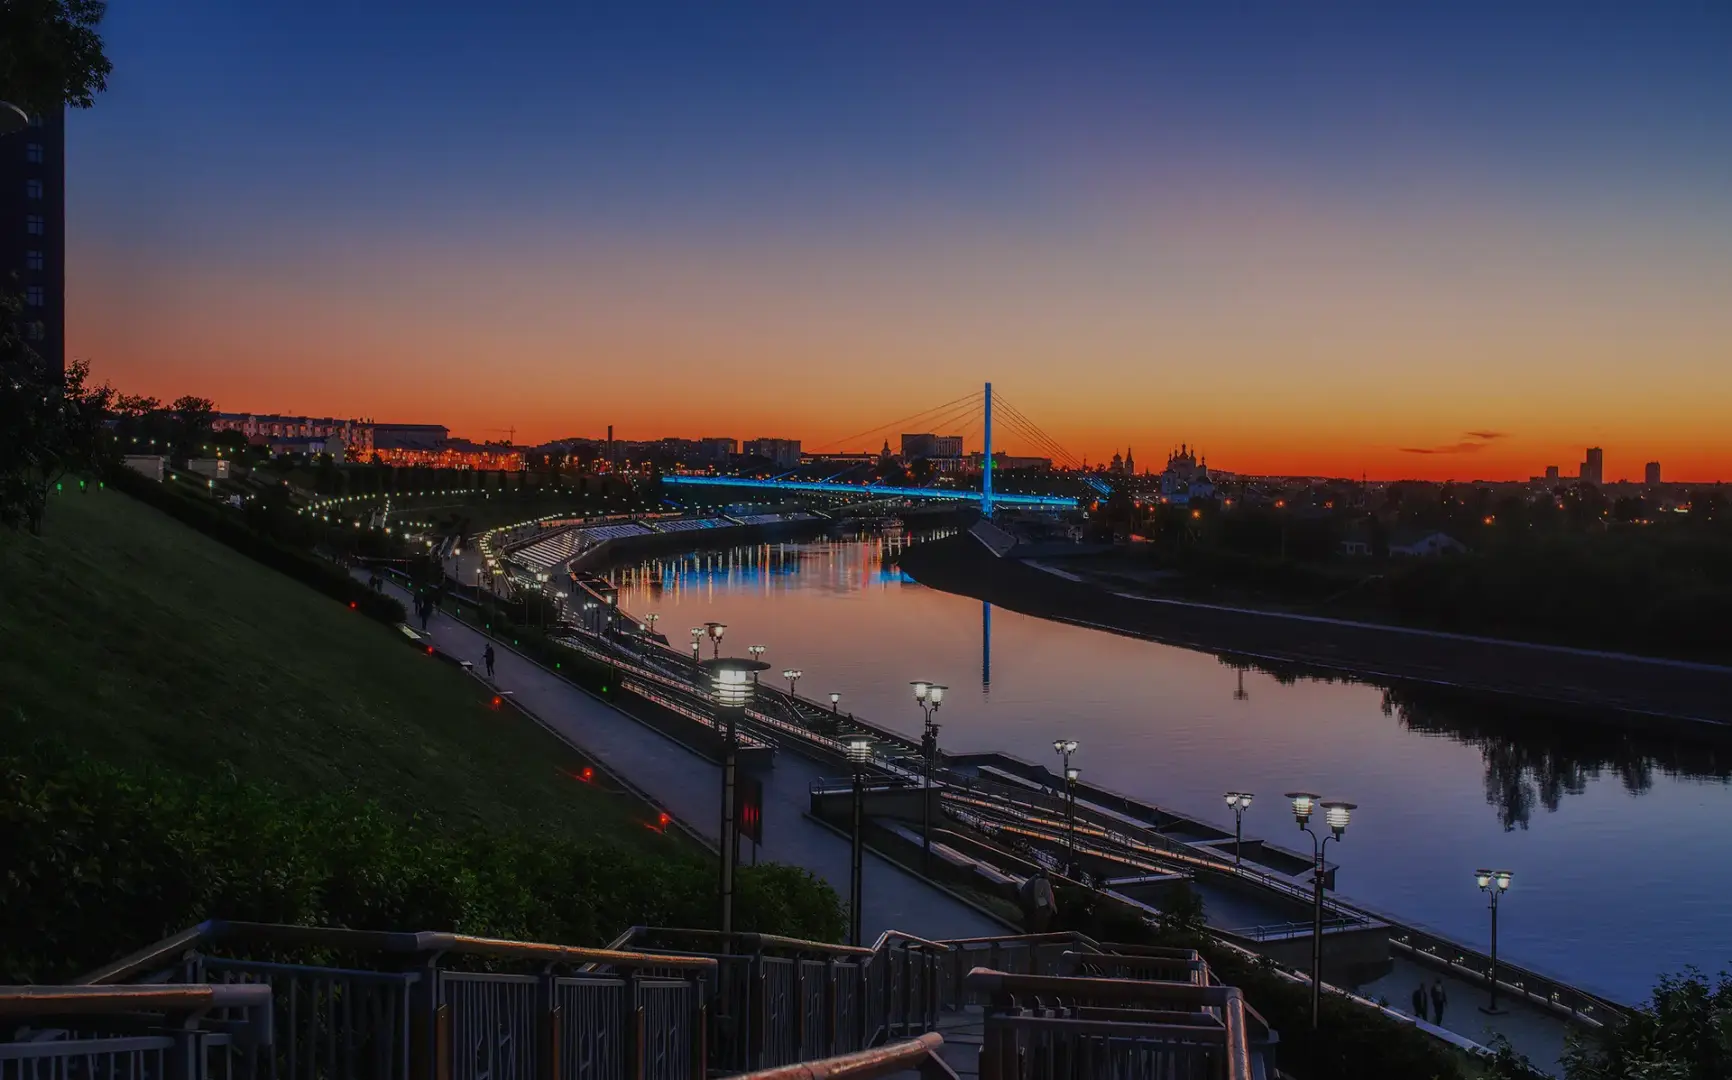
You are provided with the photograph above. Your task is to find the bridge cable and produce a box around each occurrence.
[993,394,1084,467]
[807,390,983,453]
[993,401,1086,471]
[992,395,1089,470]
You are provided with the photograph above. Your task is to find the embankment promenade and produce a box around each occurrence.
[900,531,1732,730]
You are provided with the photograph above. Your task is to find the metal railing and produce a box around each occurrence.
[966,968,1272,1080]
[0,983,274,1080]
[79,921,715,1080]
[603,928,950,1074]
[734,1032,951,1080]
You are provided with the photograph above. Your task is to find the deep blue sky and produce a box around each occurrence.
[67,2,1732,478]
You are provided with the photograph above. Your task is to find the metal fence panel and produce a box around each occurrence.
[796,961,828,1061]
[634,979,694,1080]
[830,962,862,1055]
[203,958,415,1080]
[442,972,541,1080]
[555,977,626,1080]
[0,1035,175,1080]
[755,958,797,1068]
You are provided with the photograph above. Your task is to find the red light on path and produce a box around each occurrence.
[491,696,502,708]
[426,646,435,656]
[658,812,671,827]
[349,601,357,610]
[581,767,594,782]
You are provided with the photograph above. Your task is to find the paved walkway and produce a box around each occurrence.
[375,578,1002,943]
[1362,956,1571,1074]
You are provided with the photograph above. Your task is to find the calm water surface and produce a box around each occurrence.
[607,533,1732,1003]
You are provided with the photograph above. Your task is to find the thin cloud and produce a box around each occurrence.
[1400,431,1513,455]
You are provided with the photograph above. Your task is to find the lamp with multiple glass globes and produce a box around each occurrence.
[912,682,947,857]
[845,736,874,946]
[1054,740,1081,876]
[1286,791,1356,1031]
[1477,869,1513,1014]
[1222,792,1254,867]
[699,656,767,938]
[704,621,727,659]
[783,668,803,696]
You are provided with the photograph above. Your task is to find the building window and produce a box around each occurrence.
[27,112,42,128]
[25,285,45,307]
[26,321,45,341]
[25,250,43,271]
[25,214,44,235]
[25,142,44,164]
[26,179,44,200]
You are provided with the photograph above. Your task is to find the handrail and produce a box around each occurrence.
[965,967,1233,1008]
[1220,987,1255,1080]
[610,926,949,958]
[867,930,953,954]
[81,920,716,986]
[940,931,1101,949]
[736,1032,945,1080]
[0,983,272,1017]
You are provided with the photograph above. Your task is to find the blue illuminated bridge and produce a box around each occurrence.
[661,382,1104,511]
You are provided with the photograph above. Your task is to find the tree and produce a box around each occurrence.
[168,394,215,461]
[0,350,113,535]
[0,0,112,112]
[1560,967,1732,1080]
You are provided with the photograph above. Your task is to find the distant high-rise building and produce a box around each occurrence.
[743,437,802,467]
[1644,461,1661,486]
[1,107,64,372]
[901,433,939,460]
[697,437,738,462]
[1544,465,1560,482]
[1580,447,1604,486]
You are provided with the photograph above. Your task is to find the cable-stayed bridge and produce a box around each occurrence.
[661,382,1101,511]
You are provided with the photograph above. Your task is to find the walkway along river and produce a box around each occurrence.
[601,531,1732,1011]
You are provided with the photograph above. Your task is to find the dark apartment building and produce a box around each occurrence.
[1,107,65,372]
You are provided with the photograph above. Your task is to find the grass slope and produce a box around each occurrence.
[0,489,671,850]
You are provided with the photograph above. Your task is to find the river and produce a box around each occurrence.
[604,530,1732,1004]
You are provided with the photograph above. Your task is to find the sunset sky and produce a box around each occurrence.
[67,2,1732,481]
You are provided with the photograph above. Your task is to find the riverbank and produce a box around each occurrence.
[900,531,1732,730]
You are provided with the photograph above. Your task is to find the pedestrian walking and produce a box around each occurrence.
[484,644,496,679]
[1411,984,1428,1022]
[1430,979,1448,1025]
[1018,869,1059,935]
[419,598,430,632]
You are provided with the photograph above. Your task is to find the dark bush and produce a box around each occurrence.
[0,737,844,983]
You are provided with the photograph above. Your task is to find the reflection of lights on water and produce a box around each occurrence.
[605,529,949,607]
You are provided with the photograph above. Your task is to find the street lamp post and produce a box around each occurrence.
[690,627,704,664]
[748,644,766,680]
[830,692,841,713]
[1053,740,1079,873]
[1223,792,1254,867]
[783,668,802,697]
[845,737,873,947]
[1477,869,1513,1014]
[705,621,727,659]
[1286,793,1355,1031]
[645,612,660,639]
[701,657,768,939]
[912,683,946,856]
